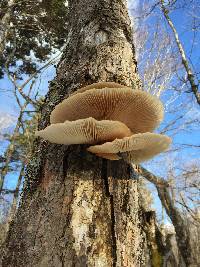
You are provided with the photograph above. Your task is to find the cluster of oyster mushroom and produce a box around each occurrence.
[35,82,171,163]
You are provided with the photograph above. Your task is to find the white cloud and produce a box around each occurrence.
[127,0,140,27]
[0,112,16,139]
[127,0,139,10]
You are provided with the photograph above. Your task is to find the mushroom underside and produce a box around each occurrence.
[35,117,132,145]
[87,133,171,163]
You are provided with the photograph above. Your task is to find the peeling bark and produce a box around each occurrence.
[1,1,148,266]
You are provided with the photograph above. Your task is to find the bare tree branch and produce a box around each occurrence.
[160,0,200,105]
[0,80,35,193]
[7,164,25,224]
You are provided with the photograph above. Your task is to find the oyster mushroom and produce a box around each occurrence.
[50,87,164,133]
[87,132,171,163]
[35,117,132,145]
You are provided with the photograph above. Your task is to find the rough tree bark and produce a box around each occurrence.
[1,1,156,266]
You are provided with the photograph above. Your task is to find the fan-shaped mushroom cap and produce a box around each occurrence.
[71,82,128,95]
[50,87,164,133]
[87,133,171,163]
[35,117,132,145]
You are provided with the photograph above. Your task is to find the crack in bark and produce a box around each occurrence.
[33,209,43,248]
[102,159,109,197]
[101,159,117,267]
[62,149,69,179]
[110,194,117,267]
[59,159,75,267]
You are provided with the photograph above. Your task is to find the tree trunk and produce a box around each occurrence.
[1,1,150,266]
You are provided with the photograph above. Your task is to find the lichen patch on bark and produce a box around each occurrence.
[70,177,113,266]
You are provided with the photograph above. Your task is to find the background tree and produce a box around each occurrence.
[0,0,68,78]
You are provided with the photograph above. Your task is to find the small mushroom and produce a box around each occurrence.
[35,117,132,145]
[50,87,164,133]
[87,133,171,163]
[71,81,128,95]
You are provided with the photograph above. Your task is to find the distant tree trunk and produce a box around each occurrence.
[1,1,155,266]
[138,166,195,266]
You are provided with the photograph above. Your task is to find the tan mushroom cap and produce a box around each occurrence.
[71,82,128,95]
[50,87,164,133]
[87,133,171,163]
[35,117,132,145]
